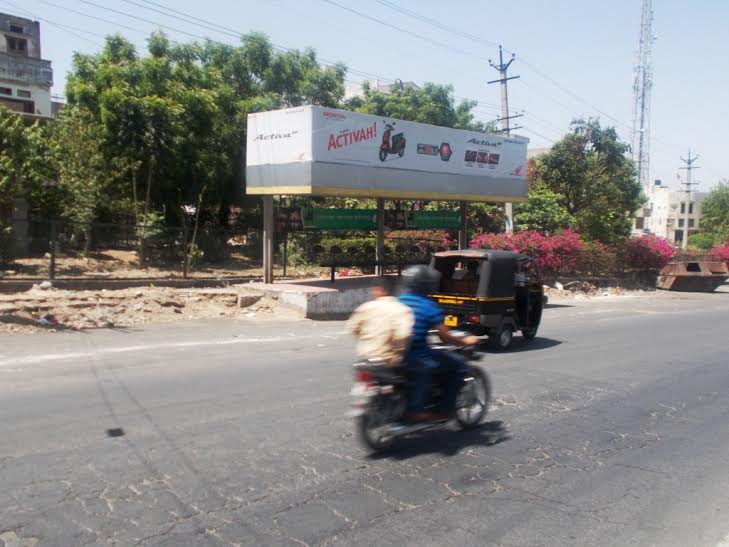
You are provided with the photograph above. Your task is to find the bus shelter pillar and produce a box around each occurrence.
[376,198,385,276]
[262,195,274,284]
[458,201,468,250]
[505,202,514,233]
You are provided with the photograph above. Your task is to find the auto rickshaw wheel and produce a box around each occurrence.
[490,326,513,350]
[522,328,538,341]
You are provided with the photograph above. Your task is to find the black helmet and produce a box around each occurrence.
[402,265,440,296]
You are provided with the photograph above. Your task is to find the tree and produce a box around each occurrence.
[50,108,118,253]
[0,106,33,208]
[696,181,729,246]
[347,82,495,132]
[63,31,348,237]
[532,119,643,243]
[514,182,574,233]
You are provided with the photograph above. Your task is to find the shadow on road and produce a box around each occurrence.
[545,303,574,309]
[368,420,511,461]
[482,337,563,354]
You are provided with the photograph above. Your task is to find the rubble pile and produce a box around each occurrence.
[0,284,284,334]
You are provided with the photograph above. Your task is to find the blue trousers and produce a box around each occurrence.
[404,350,466,414]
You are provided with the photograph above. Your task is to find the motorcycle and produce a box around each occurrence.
[349,337,491,452]
[379,122,406,162]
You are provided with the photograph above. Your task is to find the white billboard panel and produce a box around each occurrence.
[246,105,528,202]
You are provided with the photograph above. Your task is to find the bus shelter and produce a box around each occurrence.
[246,105,528,283]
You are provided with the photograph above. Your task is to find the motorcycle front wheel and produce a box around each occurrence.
[379,149,388,162]
[455,367,491,429]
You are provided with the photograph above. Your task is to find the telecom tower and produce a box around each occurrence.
[632,0,654,193]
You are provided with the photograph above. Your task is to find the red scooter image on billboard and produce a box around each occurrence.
[379,121,406,161]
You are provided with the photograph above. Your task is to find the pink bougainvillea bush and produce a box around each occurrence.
[710,245,729,267]
[620,235,676,271]
[469,229,584,275]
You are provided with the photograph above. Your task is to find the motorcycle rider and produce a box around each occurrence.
[399,265,480,422]
[347,278,414,367]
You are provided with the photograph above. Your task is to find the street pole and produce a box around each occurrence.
[262,196,274,283]
[375,198,385,276]
[458,201,468,249]
[488,45,522,233]
[678,149,700,250]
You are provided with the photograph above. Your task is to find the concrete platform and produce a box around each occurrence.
[248,275,396,319]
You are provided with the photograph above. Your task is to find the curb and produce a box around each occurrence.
[0,276,261,293]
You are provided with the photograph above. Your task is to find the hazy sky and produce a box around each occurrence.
[6,0,727,190]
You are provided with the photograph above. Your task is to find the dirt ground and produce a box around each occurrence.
[1,249,325,280]
[0,284,303,334]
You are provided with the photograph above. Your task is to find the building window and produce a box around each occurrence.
[22,101,34,114]
[680,202,686,214]
[634,217,644,230]
[689,202,694,214]
[6,36,27,54]
[678,218,684,228]
[9,25,24,34]
[674,230,683,244]
[0,87,11,95]
[689,218,695,228]
[16,89,31,98]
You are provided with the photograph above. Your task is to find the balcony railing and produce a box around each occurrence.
[0,53,52,87]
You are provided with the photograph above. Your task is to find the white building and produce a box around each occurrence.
[635,180,706,246]
[0,12,53,118]
[344,79,422,101]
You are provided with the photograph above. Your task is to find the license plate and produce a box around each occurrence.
[444,315,459,327]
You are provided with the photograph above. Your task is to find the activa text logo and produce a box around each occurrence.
[467,138,500,147]
[254,131,299,141]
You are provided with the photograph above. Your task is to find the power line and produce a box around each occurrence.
[372,0,634,131]
[521,126,557,144]
[75,0,501,125]
[373,0,499,49]
[0,0,103,45]
[35,0,147,35]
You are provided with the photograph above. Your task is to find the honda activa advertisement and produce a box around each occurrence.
[247,106,529,201]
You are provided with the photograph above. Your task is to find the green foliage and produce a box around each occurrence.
[697,181,729,246]
[0,106,34,204]
[346,82,496,132]
[62,31,348,229]
[688,232,717,251]
[532,119,643,243]
[514,182,574,234]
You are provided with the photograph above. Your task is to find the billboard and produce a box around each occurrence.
[246,106,528,202]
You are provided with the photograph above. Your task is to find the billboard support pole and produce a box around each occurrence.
[458,202,468,250]
[376,198,385,276]
[262,195,274,284]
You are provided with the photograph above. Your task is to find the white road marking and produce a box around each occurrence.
[0,335,311,368]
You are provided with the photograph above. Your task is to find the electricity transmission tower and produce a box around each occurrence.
[632,0,654,192]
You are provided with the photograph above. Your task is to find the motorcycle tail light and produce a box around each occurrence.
[468,315,480,324]
[355,370,375,383]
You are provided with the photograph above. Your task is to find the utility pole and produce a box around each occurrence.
[678,149,700,250]
[488,45,522,233]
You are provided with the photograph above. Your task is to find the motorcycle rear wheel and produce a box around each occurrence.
[455,367,491,429]
[357,401,395,452]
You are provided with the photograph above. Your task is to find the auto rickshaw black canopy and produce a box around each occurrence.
[431,249,534,298]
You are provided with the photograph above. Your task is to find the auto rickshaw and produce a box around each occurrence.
[428,249,544,350]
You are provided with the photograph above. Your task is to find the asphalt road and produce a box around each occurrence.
[2,290,729,547]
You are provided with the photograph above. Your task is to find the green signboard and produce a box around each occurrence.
[411,210,461,229]
[301,207,377,229]
[300,208,461,230]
